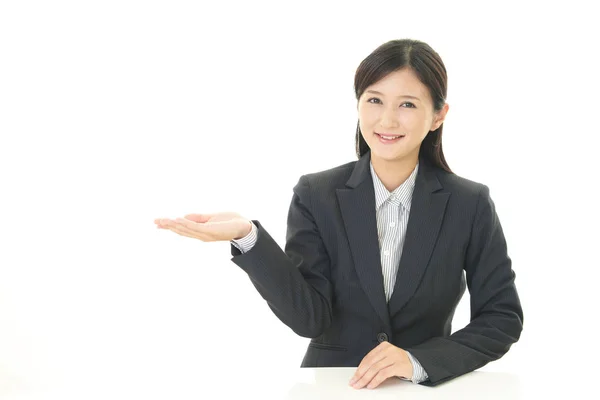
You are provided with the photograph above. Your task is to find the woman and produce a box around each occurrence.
[154,39,523,389]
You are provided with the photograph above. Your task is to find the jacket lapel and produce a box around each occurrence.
[336,152,391,328]
[387,158,450,317]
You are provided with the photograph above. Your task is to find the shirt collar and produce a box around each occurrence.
[370,161,419,212]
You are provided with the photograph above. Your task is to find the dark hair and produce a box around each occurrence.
[354,39,452,173]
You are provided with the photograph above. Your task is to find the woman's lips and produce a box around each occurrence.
[376,132,405,144]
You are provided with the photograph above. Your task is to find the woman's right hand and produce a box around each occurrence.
[154,212,253,242]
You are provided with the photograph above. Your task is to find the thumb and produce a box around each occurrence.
[184,213,212,223]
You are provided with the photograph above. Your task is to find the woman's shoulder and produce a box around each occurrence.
[295,159,495,201]
[299,160,358,187]
[436,168,491,200]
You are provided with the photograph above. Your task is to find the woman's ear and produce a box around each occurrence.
[431,103,449,131]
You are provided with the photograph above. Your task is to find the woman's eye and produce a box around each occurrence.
[366,98,415,108]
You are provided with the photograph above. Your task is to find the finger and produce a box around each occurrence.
[174,220,217,241]
[155,219,168,229]
[366,364,395,389]
[352,356,393,389]
[184,214,212,223]
[173,221,207,238]
[175,217,223,237]
[350,342,389,385]
[175,217,204,231]
[163,218,220,242]
[167,225,204,240]
[160,219,203,239]
[157,218,176,227]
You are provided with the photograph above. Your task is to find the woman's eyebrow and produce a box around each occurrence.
[365,90,420,101]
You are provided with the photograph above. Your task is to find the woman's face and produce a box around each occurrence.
[358,68,448,165]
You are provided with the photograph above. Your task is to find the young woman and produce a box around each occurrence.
[154,39,523,389]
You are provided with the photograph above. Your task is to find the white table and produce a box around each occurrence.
[281,368,523,399]
[1,367,529,399]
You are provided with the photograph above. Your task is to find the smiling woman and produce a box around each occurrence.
[357,68,448,192]
[155,38,523,390]
[354,40,451,192]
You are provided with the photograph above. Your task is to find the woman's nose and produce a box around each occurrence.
[379,108,399,129]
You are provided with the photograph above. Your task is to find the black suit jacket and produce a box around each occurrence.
[230,151,523,386]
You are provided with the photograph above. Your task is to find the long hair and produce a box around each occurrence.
[354,39,452,173]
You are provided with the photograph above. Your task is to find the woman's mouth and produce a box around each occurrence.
[375,133,405,144]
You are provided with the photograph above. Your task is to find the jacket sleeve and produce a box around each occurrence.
[230,175,333,338]
[405,185,524,387]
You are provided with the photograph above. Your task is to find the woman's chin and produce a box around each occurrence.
[371,147,418,163]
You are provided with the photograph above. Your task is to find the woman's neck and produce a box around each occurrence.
[371,155,418,192]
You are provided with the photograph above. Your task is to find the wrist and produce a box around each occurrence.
[234,220,252,240]
[402,350,414,380]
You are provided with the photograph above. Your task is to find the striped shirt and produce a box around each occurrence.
[231,161,428,384]
[369,161,428,383]
[370,161,418,303]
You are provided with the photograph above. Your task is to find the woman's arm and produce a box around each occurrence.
[405,185,524,386]
[230,175,334,338]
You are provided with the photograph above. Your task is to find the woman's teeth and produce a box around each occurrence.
[376,133,404,142]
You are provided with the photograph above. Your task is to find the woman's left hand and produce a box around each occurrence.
[349,342,413,389]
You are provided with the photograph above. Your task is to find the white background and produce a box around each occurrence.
[1,1,598,398]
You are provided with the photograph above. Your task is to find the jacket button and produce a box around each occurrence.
[377,332,388,343]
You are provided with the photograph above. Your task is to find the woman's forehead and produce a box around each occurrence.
[367,70,429,101]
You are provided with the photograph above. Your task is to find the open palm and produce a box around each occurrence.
[154,212,252,242]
